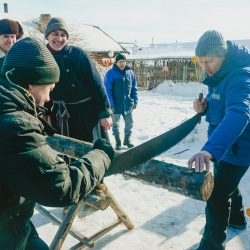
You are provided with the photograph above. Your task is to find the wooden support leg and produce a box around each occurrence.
[70,219,122,250]
[37,183,133,250]
[49,201,94,250]
[35,204,93,248]
[69,183,134,249]
[96,183,134,230]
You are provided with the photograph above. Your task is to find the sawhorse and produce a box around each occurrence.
[35,183,134,250]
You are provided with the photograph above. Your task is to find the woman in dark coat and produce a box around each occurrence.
[44,17,112,142]
[0,37,114,250]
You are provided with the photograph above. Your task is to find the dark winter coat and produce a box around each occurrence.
[201,41,250,166]
[0,76,111,249]
[46,44,112,142]
[104,64,138,114]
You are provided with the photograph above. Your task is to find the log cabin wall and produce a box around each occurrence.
[126,58,206,90]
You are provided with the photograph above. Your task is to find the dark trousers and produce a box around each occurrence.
[198,160,249,250]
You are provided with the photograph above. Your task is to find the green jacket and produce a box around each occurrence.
[0,76,111,249]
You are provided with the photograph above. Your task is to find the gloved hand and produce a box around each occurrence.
[93,138,114,163]
[133,104,137,109]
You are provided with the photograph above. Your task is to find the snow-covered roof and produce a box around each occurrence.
[0,13,128,54]
[68,22,127,53]
[126,40,250,59]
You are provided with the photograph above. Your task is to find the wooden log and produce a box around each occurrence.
[62,188,111,216]
[124,159,214,201]
[83,187,111,211]
[46,134,214,201]
[46,134,94,158]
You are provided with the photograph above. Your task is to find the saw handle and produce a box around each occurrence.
[199,93,203,102]
[198,93,203,124]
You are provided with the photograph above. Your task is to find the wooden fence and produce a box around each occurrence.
[126,58,206,90]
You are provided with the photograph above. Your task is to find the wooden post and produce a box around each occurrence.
[183,65,187,82]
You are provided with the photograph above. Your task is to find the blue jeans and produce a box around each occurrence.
[112,112,133,135]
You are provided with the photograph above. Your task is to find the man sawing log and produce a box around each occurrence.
[46,111,214,202]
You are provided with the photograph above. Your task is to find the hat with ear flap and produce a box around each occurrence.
[1,37,60,89]
[0,18,24,40]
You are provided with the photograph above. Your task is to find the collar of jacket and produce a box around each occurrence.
[0,48,5,58]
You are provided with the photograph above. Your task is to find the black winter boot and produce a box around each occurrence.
[114,134,121,150]
[123,134,134,148]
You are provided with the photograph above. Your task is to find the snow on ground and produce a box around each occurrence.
[33,81,250,250]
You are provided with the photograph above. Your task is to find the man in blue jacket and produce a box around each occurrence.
[188,30,250,250]
[104,54,138,150]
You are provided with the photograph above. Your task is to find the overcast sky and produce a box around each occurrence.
[3,0,250,44]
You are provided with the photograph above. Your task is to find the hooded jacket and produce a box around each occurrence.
[201,41,250,166]
[104,64,138,115]
[0,76,110,249]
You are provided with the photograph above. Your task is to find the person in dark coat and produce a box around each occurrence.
[43,17,112,143]
[188,30,250,250]
[0,37,114,250]
[0,18,24,69]
[104,54,138,150]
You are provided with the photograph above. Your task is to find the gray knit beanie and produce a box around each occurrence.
[44,17,69,39]
[195,30,228,57]
[1,37,60,88]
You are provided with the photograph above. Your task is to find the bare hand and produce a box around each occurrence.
[100,118,112,132]
[188,150,213,172]
[193,98,207,113]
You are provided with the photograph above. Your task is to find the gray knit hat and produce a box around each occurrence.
[1,37,60,88]
[44,17,69,39]
[195,30,228,57]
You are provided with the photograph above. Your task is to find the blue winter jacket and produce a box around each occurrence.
[201,41,250,166]
[104,64,138,114]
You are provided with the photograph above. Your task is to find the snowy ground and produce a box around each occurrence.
[33,81,250,250]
